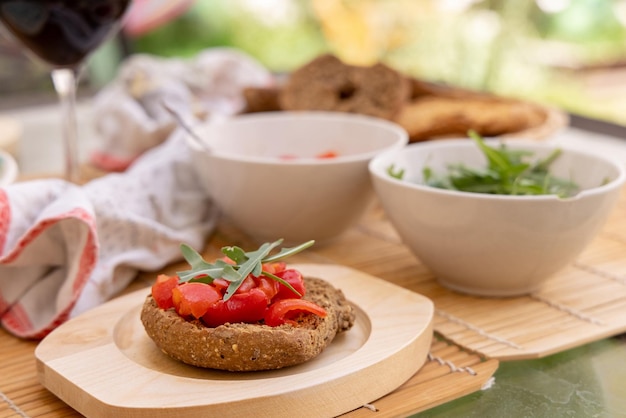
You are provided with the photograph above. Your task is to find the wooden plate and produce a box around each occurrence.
[35,264,434,417]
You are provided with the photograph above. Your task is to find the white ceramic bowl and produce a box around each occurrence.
[0,150,18,187]
[188,111,408,244]
[369,139,626,296]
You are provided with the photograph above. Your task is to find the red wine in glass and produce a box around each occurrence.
[0,0,132,182]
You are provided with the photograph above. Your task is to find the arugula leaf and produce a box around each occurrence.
[176,239,315,301]
[223,240,283,299]
[262,240,315,262]
[468,130,509,172]
[221,245,248,264]
[177,244,241,283]
[387,164,405,180]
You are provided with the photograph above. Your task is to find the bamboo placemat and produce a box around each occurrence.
[3,168,501,417]
[1,216,498,418]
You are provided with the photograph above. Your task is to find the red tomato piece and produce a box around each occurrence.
[172,282,221,319]
[151,274,179,309]
[262,261,286,275]
[272,269,306,301]
[264,299,327,327]
[254,276,279,301]
[237,275,256,293]
[212,278,229,293]
[316,150,338,159]
[202,288,268,327]
[220,256,236,265]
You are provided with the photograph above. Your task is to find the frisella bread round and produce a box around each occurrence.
[141,277,355,371]
[140,240,355,371]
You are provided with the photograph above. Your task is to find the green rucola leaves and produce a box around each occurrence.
[176,239,315,301]
[178,244,240,283]
[388,130,580,197]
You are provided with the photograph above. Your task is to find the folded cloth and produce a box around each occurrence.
[91,48,274,171]
[0,129,217,339]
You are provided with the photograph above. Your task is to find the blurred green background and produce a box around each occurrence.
[4,0,626,126]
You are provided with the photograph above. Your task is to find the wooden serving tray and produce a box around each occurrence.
[35,264,435,417]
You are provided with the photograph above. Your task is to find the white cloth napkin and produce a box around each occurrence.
[0,130,217,339]
[90,47,274,171]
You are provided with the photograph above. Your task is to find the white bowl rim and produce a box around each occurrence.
[0,150,18,187]
[188,111,409,166]
[369,138,626,201]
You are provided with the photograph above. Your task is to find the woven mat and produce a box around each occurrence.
[1,228,499,418]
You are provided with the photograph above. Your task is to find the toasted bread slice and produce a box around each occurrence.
[394,95,547,142]
[279,54,410,120]
[141,277,355,371]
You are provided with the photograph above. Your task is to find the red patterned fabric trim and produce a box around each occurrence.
[0,189,10,253]
[90,151,135,172]
[1,303,32,337]
[1,207,98,339]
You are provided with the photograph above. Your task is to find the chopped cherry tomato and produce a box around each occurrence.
[212,278,229,292]
[202,288,268,327]
[151,274,179,309]
[279,152,338,160]
[254,275,279,301]
[237,275,256,293]
[262,261,286,275]
[316,150,338,159]
[220,256,236,265]
[264,299,327,327]
[172,283,221,319]
[272,269,306,302]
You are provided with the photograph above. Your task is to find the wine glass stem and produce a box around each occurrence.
[51,68,80,183]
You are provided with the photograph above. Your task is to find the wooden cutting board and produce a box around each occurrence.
[35,264,434,418]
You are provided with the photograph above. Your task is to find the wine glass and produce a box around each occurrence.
[0,0,132,183]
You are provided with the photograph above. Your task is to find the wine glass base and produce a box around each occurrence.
[51,68,80,183]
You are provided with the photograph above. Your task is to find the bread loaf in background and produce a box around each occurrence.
[279,54,411,121]
[242,54,556,143]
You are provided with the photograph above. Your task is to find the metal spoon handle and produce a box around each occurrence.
[161,100,212,154]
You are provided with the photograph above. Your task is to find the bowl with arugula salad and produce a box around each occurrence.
[369,132,626,296]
